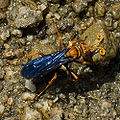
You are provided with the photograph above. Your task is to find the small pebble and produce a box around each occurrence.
[1,94,8,103]
[0,12,5,20]
[0,104,5,115]
[95,2,106,16]
[26,35,33,41]
[34,100,50,111]
[11,29,22,37]
[7,97,14,105]
[112,3,120,20]
[54,13,61,20]
[21,92,35,100]
[25,80,36,92]
[38,4,48,13]
[0,81,3,90]
[80,23,87,30]
[21,107,42,120]
[0,67,5,79]
[4,69,19,83]
[0,0,9,8]
[115,32,120,38]
[72,0,88,13]
[0,27,10,41]
[101,101,111,109]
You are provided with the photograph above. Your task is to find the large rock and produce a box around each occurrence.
[80,20,118,66]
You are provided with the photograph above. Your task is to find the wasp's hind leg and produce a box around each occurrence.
[35,72,57,100]
[10,51,45,65]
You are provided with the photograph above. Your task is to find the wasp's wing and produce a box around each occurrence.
[21,49,72,78]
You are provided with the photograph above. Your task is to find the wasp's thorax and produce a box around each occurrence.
[66,46,81,59]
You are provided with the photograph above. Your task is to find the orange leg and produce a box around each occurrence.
[70,71,79,83]
[65,65,79,83]
[54,21,62,50]
[35,72,57,100]
[80,43,88,55]
[68,36,88,48]
[10,51,45,65]
[67,39,85,48]
[81,61,92,65]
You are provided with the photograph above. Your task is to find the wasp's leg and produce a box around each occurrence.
[10,51,45,65]
[54,21,62,50]
[70,71,79,83]
[35,72,57,100]
[67,39,84,48]
[65,65,79,83]
[75,57,92,66]
[81,61,92,65]
[68,36,88,48]
[80,43,88,55]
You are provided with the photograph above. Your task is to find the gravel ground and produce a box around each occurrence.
[0,0,120,120]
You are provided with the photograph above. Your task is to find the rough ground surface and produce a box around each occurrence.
[0,0,120,120]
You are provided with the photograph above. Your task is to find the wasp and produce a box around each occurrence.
[15,22,106,99]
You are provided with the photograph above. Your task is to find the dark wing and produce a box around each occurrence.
[21,49,73,78]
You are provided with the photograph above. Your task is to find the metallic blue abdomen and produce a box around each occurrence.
[21,49,72,78]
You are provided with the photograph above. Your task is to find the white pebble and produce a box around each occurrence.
[21,92,35,100]
[7,97,14,105]
[21,107,42,120]
[0,104,5,115]
[25,80,36,92]
[11,29,22,37]
[54,13,60,20]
